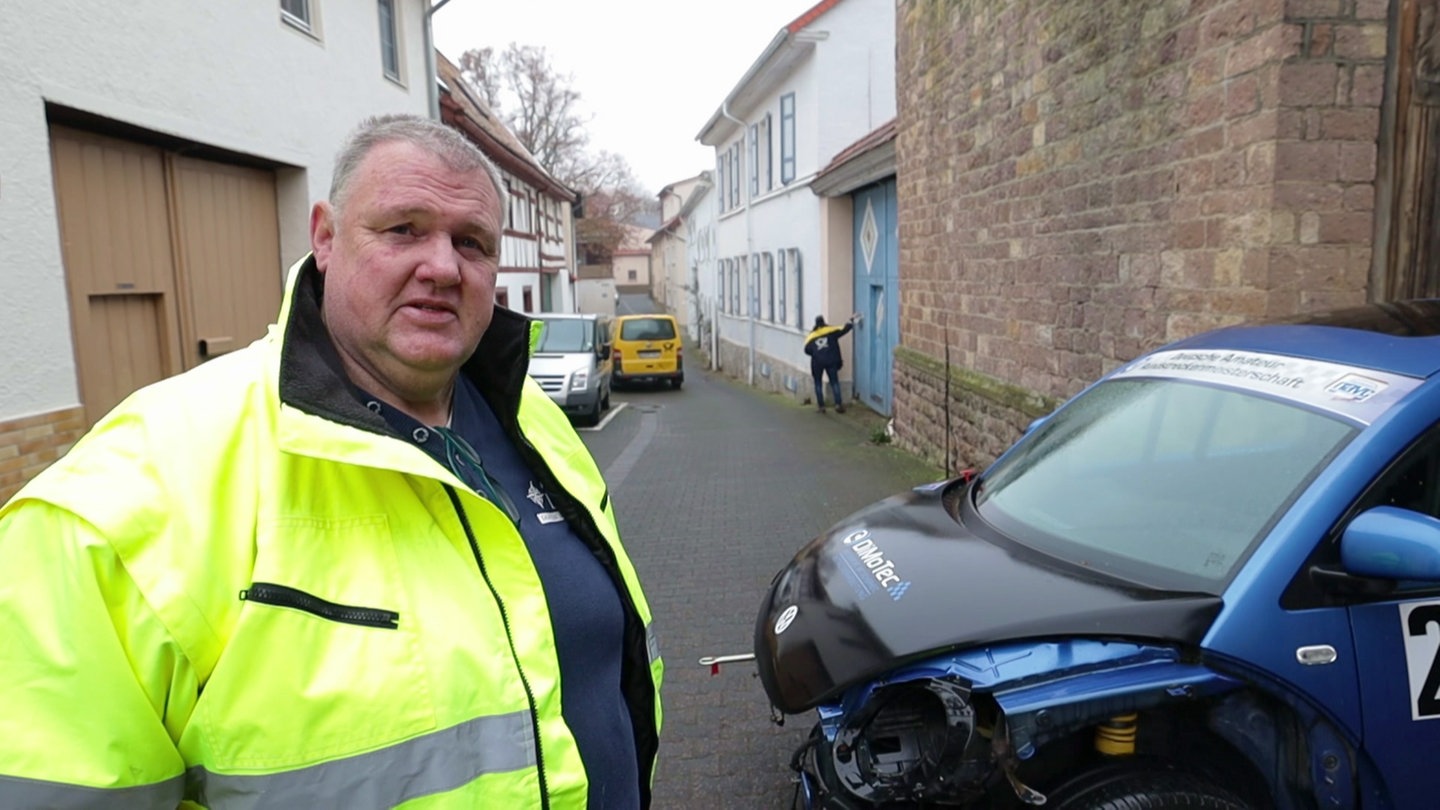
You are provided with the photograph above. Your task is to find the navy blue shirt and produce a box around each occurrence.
[357,377,639,808]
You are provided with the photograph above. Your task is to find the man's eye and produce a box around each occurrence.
[387,224,416,236]
[458,237,498,257]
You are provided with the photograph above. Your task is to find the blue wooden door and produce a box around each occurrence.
[852,179,898,415]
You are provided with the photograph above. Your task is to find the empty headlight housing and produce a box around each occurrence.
[826,677,991,805]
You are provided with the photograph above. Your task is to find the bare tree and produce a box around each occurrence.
[457,42,657,259]
[458,44,595,190]
[455,47,501,110]
[576,183,656,264]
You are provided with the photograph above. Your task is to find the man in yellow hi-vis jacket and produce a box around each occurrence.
[0,115,662,809]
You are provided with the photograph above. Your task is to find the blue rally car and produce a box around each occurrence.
[754,301,1440,809]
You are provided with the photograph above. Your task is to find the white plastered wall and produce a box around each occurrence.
[0,0,431,419]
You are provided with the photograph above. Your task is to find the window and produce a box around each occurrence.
[619,317,677,342]
[511,189,532,232]
[977,379,1356,591]
[777,251,787,325]
[281,0,314,33]
[522,286,534,313]
[378,0,401,81]
[749,124,760,197]
[730,260,740,314]
[785,248,803,325]
[628,269,637,281]
[1346,425,1440,597]
[718,260,727,313]
[729,143,741,209]
[495,288,510,309]
[780,93,796,184]
[754,252,766,318]
[761,114,773,192]
[764,252,775,322]
[716,154,728,213]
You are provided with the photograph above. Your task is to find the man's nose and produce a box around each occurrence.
[414,233,463,286]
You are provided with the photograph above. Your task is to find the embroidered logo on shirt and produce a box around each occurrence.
[528,481,565,524]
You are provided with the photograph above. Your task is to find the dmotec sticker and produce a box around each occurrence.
[840,529,912,601]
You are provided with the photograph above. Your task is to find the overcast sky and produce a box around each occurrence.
[431,0,822,195]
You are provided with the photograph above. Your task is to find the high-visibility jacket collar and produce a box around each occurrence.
[272,255,532,469]
[805,324,845,346]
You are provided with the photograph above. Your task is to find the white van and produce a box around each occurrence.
[527,313,613,426]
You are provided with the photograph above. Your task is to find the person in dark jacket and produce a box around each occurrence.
[804,312,860,413]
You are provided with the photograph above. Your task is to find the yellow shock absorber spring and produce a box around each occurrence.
[1094,713,1138,756]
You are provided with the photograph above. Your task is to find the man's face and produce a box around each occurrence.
[310,140,502,405]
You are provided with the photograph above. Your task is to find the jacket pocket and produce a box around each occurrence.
[186,513,436,770]
[240,581,399,629]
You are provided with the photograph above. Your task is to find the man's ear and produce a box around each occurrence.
[310,201,336,272]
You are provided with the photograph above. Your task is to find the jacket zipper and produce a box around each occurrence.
[239,582,399,629]
[446,485,550,809]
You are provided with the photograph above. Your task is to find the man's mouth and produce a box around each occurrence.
[406,300,456,315]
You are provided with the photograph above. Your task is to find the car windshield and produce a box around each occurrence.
[973,378,1358,591]
[535,319,593,353]
[620,318,676,341]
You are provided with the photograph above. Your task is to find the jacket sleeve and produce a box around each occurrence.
[0,499,193,809]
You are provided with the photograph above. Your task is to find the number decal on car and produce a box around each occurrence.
[1401,601,1440,720]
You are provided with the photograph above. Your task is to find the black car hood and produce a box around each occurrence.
[754,480,1224,714]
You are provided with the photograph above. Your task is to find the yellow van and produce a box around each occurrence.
[612,314,684,389]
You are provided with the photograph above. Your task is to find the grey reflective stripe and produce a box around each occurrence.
[191,711,535,810]
[0,770,183,810]
[646,622,661,664]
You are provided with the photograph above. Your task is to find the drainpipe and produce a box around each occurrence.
[718,101,756,387]
[424,0,453,120]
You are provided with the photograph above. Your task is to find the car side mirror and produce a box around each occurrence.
[1341,506,1440,581]
[599,345,611,360]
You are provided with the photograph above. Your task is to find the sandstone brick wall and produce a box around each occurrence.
[893,0,1390,472]
[0,407,85,503]
[894,347,1061,472]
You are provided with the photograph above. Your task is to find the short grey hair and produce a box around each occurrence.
[328,114,509,225]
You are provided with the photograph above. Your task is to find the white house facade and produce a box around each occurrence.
[684,176,719,350]
[695,0,895,401]
[0,0,433,499]
[649,173,711,332]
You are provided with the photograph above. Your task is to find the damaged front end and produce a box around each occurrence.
[789,641,1244,808]
[750,478,1242,807]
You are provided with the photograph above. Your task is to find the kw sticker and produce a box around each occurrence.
[1325,373,1387,403]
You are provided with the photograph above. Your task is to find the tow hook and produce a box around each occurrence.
[697,652,756,676]
[697,652,785,726]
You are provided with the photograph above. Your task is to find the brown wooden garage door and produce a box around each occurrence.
[49,126,282,426]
